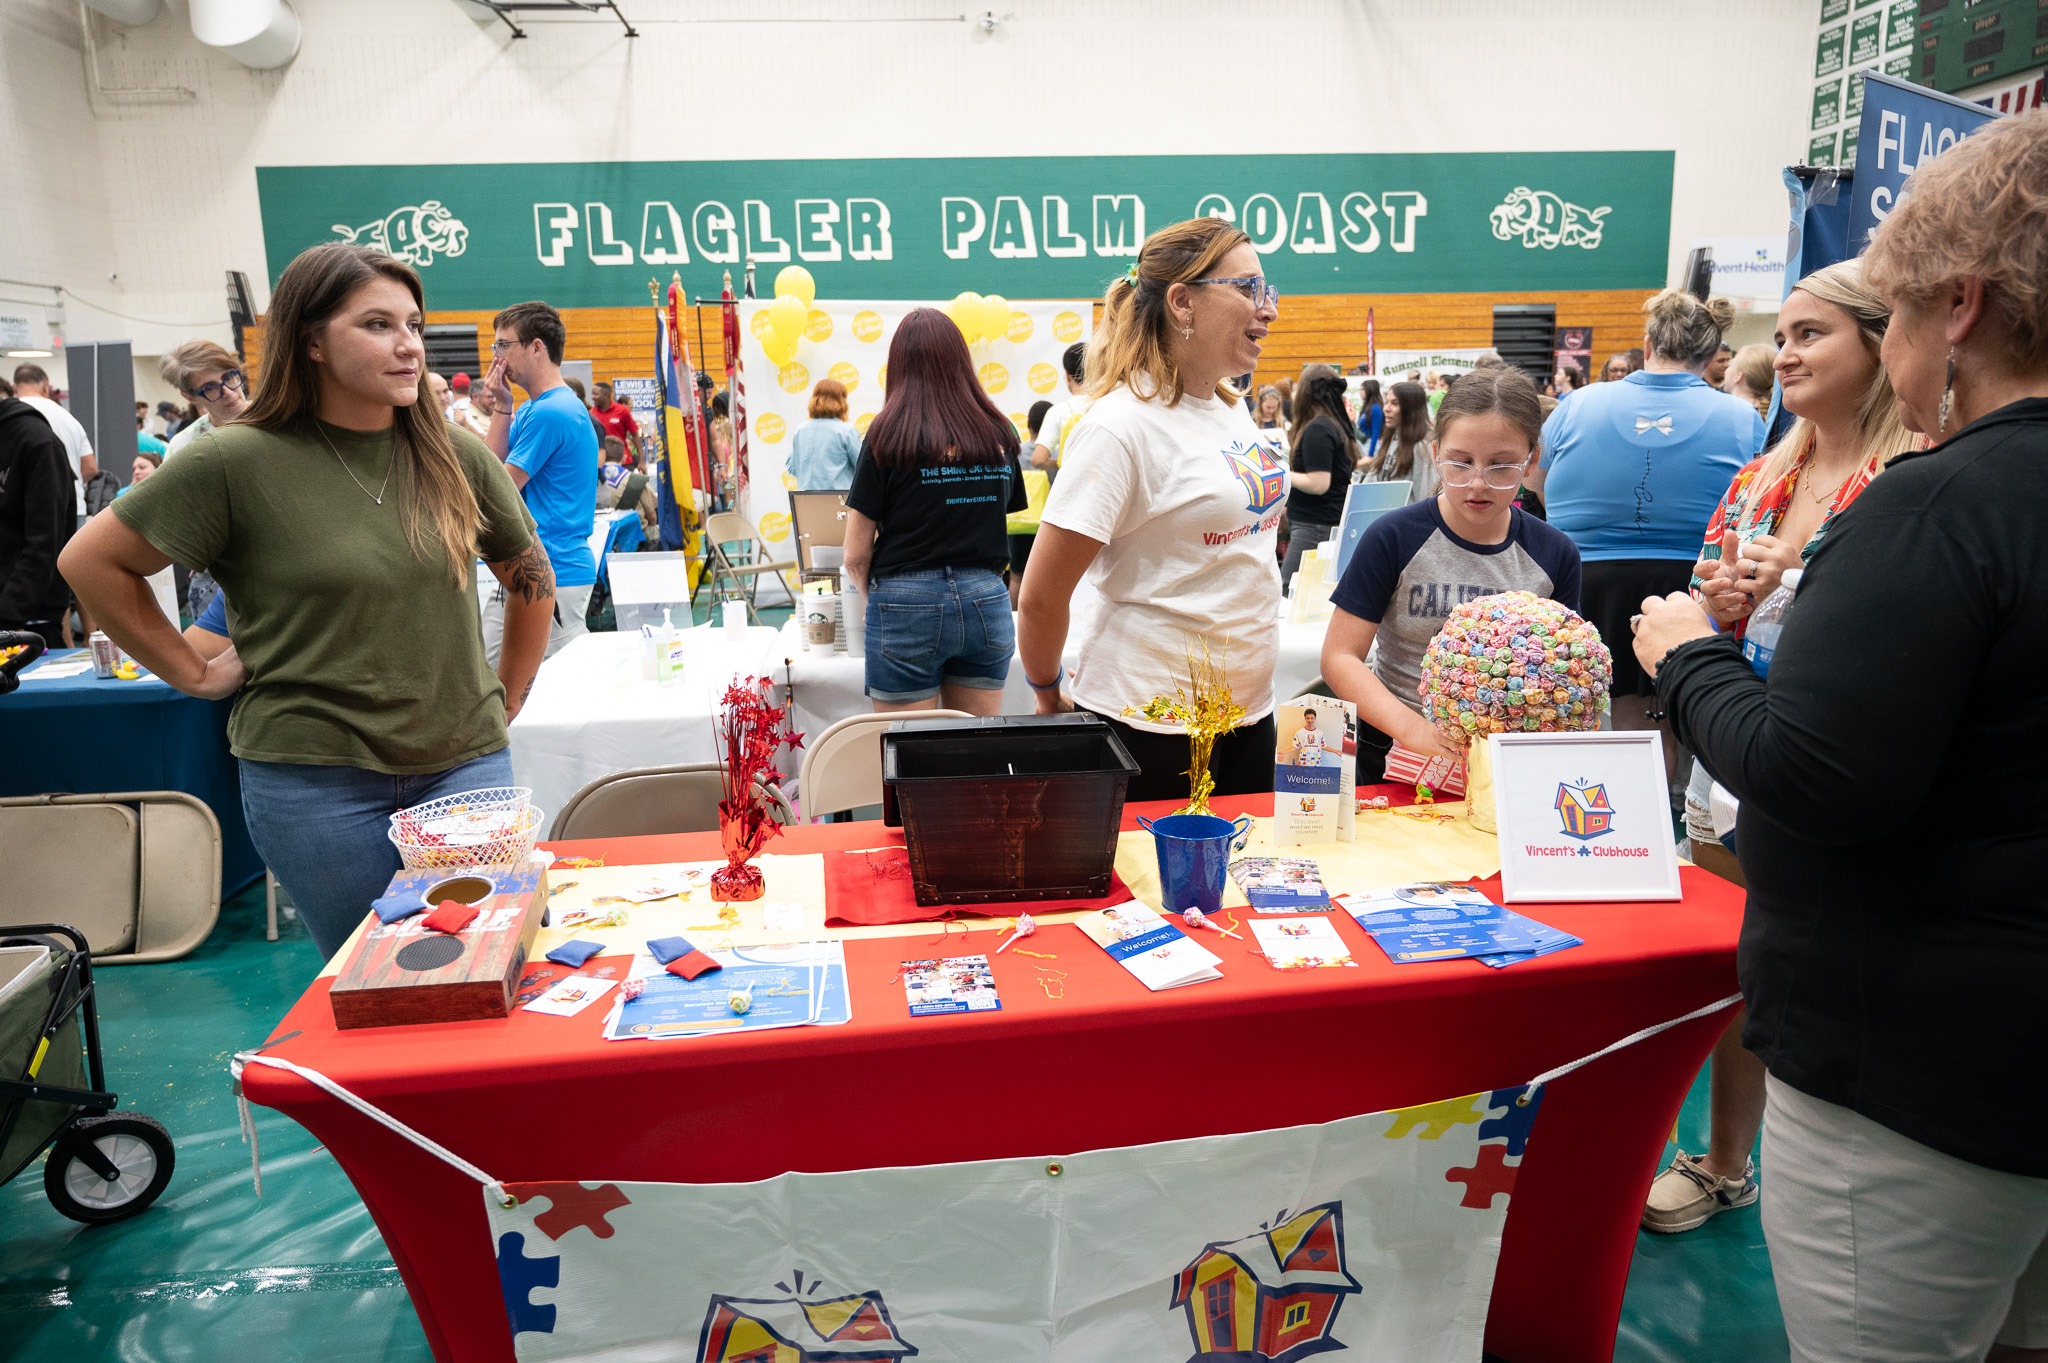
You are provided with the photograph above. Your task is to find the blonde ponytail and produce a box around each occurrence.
[1085,217,1252,407]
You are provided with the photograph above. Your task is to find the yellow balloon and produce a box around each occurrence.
[774,265,816,308]
[762,329,798,366]
[980,295,1010,344]
[948,291,984,339]
[767,294,807,344]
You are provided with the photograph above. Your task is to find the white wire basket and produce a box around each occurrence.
[387,787,542,871]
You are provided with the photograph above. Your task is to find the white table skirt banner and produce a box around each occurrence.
[736,298,1095,569]
[507,629,784,821]
[488,1086,1539,1362]
[780,612,1329,748]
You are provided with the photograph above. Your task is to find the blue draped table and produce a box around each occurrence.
[0,650,263,895]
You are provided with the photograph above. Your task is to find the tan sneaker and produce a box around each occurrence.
[1641,1151,1758,1233]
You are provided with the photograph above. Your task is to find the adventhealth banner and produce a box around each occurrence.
[255,152,1674,308]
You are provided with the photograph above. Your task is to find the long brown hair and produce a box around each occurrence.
[1370,380,1431,479]
[1085,217,1251,407]
[862,308,1020,469]
[1287,374,1360,480]
[242,244,482,585]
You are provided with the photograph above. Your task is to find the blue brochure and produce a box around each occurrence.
[1343,884,1579,967]
[603,941,850,1040]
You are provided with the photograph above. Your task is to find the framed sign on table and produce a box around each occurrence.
[1491,731,1682,903]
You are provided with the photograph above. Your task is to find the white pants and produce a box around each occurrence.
[1762,1075,2048,1361]
[479,580,592,667]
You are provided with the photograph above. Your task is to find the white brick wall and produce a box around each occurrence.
[3,0,1816,392]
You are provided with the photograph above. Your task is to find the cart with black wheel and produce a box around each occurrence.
[0,923,175,1223]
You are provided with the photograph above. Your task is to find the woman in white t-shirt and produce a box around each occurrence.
[1017,216,1284,801]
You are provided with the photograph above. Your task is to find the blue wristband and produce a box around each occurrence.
[1026,673,1064,692]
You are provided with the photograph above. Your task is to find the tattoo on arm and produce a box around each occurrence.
[500,543,555,606]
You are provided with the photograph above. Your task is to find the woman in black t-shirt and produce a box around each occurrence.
[1279,373,1361,588]
[843,308,1027,715]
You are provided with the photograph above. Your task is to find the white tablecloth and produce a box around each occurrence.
[507,627,784,824]
[780,611,1330,741]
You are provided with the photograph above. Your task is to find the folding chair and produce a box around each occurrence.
[700,511,798,623]
[796,712,971,822]
[549,764,793,841]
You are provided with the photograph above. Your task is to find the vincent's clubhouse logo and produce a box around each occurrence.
[331,201,469,267]
[1222,440,1288,515]
[1553,780,1614,841]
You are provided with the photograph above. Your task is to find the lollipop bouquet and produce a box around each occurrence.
[1404,592,1613,829]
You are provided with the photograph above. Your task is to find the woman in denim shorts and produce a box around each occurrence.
[842,308,1028,714]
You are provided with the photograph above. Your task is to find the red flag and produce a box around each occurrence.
[721,275,748,497]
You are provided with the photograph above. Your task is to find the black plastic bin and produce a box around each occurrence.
[882,714,1139,906]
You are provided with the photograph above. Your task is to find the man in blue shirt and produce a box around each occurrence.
[479,301,598,663]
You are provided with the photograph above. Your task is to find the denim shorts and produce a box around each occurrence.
[864,567,1014,702]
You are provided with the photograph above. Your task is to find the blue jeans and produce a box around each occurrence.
[863,567,1014,702]
[239,747,516,959]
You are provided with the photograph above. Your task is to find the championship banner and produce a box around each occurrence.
[488,1089,1540,1362]
[734,299,1093,569]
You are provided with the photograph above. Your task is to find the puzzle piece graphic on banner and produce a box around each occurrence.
[1478,1087,1540,1157]
[507,1180,633,1241]
[1446,1145,1520,1210]
[1383,1094,1484,1140]
[496,1231,559,1336]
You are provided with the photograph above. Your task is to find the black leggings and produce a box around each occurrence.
[1089,711,1279,805]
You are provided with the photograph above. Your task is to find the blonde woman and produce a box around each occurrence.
[1724,342,1777,420]
[1017,216,1282,800]
[60,244,553,959]
[1631,110,2048,1359]
[1643,259,1915,1237]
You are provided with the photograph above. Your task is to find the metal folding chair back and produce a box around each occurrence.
[548,764,795,841]
[704,511,799,623]
[797,712,972,821]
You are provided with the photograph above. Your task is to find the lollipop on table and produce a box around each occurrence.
[1417,592,1613,830]
[1419,591,1613,740]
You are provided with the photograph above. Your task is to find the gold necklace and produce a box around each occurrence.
[316,422,394,506]
[1799,460,1854,508]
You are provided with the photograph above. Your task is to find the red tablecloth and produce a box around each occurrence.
[242,788,1741,1363]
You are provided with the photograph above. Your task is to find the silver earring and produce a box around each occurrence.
[1180,323,1193,341]
[1937,345,1956,436]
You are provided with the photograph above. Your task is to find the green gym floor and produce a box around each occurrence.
[0,878,1785,1363]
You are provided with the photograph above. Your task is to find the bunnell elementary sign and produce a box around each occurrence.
[257,151,1674,309]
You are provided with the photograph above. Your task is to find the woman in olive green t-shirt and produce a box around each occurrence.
[61,244,557,959]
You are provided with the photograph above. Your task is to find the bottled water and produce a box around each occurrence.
[1742,568,1802,679]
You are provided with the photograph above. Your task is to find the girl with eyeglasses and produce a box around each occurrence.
[1319,366,1582,780]
[1018,216,1285,801]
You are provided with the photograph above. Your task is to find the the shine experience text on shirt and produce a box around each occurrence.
[918,462,1013,508]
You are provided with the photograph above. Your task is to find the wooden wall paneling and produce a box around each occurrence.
[243,289,1656,398]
